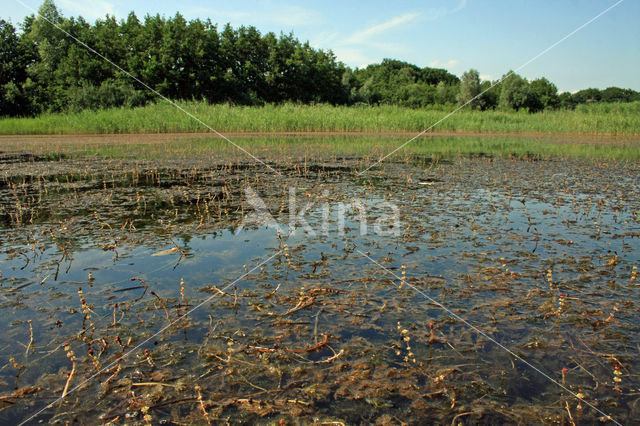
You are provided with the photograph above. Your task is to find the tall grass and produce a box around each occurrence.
[1,101,639,135]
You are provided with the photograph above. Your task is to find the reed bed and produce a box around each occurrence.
[1,101,639,135]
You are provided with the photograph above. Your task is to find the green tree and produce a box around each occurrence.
[498,71,531,111]
[26,0,70,111]
[571,88,601,104]
[435,81,458,105]
[529,77,559,110]
[0,20,32,115]
[8,0,622,116]
[478,80,499,110]
[422,67,459,85]
[600,87,640,103]
[558,92,575,109]
[349,59,457,107]
[457,69,483,109]
[401,82,436,107]
[356,76,376,104]
[196,19,224,102]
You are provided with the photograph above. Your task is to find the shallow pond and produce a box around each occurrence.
[1,152,639,424]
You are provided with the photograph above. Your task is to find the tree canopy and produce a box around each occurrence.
[346,59,459,107]
[1,1,346,115]
[1,0,638,117]
[457,69,483,110]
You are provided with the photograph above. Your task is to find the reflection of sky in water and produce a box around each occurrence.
[2,173,638,305]
[0,158,639,424]
[2,227,280,301]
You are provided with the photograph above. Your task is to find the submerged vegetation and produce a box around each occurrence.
[1,1,639,424]
[0,145,639,424]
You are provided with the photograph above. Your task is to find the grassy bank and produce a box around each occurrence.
[3,135,639,161]
[1,101,639,135]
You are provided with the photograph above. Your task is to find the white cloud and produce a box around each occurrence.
[429,59,460,68]
[58,0,115,21]
[324,12,419,65]
[480,74,493,81]
[332,47,376,69]
[309,31,340,48]
[268,6,323,27]
[328,1,467,67]
[423,0,467,21]
[195,1,466,69]
[184,5,323,29]
[347,13,420,44]
[311,13,419,68]
[453,0,468,13]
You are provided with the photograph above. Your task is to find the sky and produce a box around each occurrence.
[4,0,639,92]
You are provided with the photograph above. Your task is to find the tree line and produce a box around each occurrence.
[1,0,639,117]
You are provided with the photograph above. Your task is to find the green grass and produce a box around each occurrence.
[7,135,639,162]
[1,101,639,135]
[407,137,640,161]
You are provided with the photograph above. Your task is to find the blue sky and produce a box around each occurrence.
[5,0,639,92]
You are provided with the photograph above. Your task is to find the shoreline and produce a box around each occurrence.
[0,130,639,147]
